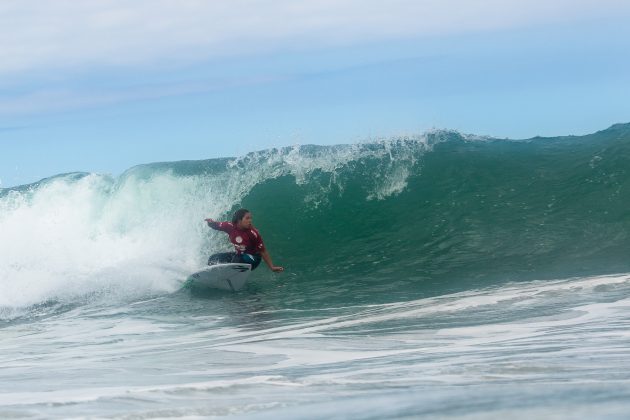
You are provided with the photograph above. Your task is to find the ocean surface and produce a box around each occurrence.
[2,123,630,418]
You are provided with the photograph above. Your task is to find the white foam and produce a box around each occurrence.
[0,173,206,309]
[0,375,292,406]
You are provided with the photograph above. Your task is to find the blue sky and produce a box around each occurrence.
[2,0,630,188]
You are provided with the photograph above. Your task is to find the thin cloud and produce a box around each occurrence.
[1,0,629,77]
[0,73,292,116]
[0,125,30,133]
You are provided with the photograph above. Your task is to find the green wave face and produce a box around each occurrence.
[2,124,630,310]
[244,124,630,304]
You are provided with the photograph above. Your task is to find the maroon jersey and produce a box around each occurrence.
[208,221,265,255]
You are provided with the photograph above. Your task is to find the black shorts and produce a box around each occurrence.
[207,252,262,270]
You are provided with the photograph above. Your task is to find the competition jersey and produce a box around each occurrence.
[209,221,265,255]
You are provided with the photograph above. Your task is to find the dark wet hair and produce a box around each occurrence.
[232,208,250,225]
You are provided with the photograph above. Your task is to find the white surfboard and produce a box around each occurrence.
[186,263,252,291]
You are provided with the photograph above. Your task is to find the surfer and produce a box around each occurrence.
[205,209,284,272]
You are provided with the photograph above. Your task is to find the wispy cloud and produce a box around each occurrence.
[1,0,629,77]
[0,125,30,133]
[0,73,291,116]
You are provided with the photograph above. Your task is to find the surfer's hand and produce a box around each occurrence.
[271,266,284,273]
[205,218,214,226]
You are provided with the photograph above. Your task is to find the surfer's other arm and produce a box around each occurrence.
[260,249,284,273]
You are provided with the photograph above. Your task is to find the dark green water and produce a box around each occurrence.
[235,123,630,306]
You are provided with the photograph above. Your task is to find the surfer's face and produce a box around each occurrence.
[238,212,252,229]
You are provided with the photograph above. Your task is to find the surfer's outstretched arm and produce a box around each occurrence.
[205,218,232,232]
[260,249,284,273]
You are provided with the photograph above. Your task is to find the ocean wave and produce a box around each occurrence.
[1,124,630,312]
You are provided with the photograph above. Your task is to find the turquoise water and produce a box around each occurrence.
[2,124,630,418]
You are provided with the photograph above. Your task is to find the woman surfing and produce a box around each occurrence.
[205,208,284,272]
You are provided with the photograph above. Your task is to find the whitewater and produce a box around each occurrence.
[2,124,630,418]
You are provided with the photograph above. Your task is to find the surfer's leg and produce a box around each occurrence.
[250,255,262,270]
[235,253,262,270]
[207,252,236,265]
